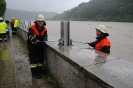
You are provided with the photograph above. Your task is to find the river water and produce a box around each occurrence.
[44,21,133,62]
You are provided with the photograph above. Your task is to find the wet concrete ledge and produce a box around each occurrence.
[18,28,133,88]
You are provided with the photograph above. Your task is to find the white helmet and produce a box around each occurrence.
[12,17,14,19]
[95,25,107,33]
[0,17,3,21]
[36,14,45,21]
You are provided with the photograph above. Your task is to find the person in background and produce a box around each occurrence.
[11,17,15,30]
[13,19,20,35]
[0,17,7,42]
[5,19,10,25]
[27,14,47,79]
[88,25,111,54]
[5,19,10,38]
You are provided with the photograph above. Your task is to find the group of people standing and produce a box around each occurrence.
[0,17,20,42]
[10,18,20,35]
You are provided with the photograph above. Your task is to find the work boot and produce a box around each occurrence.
[12,32,16,35]
[32,73,42,79]
[31,68,42,79]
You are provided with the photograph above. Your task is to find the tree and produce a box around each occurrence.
[0,0,6,17]
[52,0,133,22]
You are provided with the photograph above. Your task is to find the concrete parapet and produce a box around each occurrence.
[45,42,133,88]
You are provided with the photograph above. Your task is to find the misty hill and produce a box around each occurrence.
[52,0,133,22]
[5,8,58,20]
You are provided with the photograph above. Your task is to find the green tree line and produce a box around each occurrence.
[52,0,133,22]
[0,0,6,17]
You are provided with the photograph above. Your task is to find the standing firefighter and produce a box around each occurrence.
[13,19,20,35]
[27,14,47,79]
[11,18,15,31]
[0,17,7,42]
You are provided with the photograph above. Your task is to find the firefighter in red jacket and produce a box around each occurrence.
[27,14,47,79]
[11,18,15,31]
[88,25,111,54]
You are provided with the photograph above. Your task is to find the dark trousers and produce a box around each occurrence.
[27,42,45,74]
[12,27,17,35]
[28,49,44,65]
[0,33,7,42]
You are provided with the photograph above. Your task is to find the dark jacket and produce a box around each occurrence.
[89,34,111,54]
[5,20,9,24]
[27,23,48,51]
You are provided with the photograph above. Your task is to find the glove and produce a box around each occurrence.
[42,40,47,45]
[88,43,91,45]
[32,39,41,45]
[42,37,47,43]
[44,37,47,41]
[88,42,96,47]
[29,35,36,42]
[43,41,46,43]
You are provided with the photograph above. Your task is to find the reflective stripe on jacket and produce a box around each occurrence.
[30,24,47,36]
[0,22,7,33]
[95,37,111,51]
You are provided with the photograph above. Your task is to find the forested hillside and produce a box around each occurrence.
[5,8,58,20]
[0,0,6,17]
[52,0,133,22]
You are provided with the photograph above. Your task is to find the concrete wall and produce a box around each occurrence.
[18,21,133,88]
[45,45,105,88]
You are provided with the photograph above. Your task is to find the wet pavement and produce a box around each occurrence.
[0,33,57,88]
[0,42,16,88]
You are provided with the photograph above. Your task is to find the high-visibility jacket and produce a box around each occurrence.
[30,24,47,36]
[14,20,20,28]
[0,22,7,33]
[95,37,111,51]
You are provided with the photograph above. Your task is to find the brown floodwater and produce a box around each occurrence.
[45,21,133,62]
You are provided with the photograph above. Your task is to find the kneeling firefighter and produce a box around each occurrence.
[27,14,48,79]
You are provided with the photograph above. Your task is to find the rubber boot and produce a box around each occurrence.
[31,68,42,79]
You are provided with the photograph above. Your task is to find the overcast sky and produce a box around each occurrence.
[6,0,89,13]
